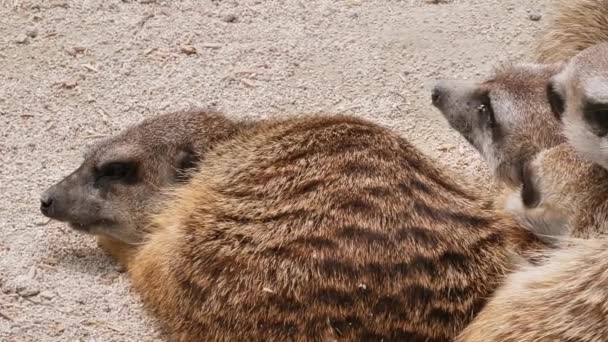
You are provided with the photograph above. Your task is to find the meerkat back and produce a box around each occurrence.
[125,115,543,341]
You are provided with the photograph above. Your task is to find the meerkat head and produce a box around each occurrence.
[551,42,608,170]
[432,63,566,187]
[40,110,237,244]
[504,143,608,238]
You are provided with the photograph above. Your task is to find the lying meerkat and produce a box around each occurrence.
[431,63,565,188]
[456,144,608,342]
[456,237,608,342]
[534,0,608,64]
[549,42,608,171]
[40,110,546,341]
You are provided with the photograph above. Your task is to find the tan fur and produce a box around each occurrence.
[457,238,608,342]
[506,143,608,238]
[534,0,608,63]
[42,111,546,341]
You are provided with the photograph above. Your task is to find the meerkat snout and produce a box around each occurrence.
[39,192,54,216]
[431,79,490,145]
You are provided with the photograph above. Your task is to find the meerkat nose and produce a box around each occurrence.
[40,193,55,217]
[431,83,444,106]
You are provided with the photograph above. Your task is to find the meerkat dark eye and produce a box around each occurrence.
[96,161,138,185]
[477,92,496,127]
[546,82,565,120]
[520,162,540,208]
[583,103,608,137]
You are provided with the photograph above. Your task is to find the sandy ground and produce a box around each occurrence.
[0,0,550,340]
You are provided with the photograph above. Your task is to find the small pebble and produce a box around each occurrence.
[61,77,80,89]
[222,14,238,23]
[19,288,40,298]
[40,291,54,300]
[100,272,118,285]
[180,45,197,55]
[35,218,51,226]
[529,13,542,21]
[438,144,455,152]
[26,29,38,38]
[15,34,28,44]
[41,257,59,266]
[65,46,86,57]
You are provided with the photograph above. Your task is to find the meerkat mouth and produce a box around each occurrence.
[68,219,114,233]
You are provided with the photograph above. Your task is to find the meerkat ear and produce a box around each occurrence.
[174,145,200,182]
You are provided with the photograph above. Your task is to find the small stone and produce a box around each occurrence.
[100,272,118,285]
[61,77,79,89]
[54,325,65,335]
[35,218,51,226]
[15,34,28,44]
[222,13,238,23]
[26,29,38,38]
[40,291,54,300]
[41,257,59,266]
[65,46,86,57]
[438,144,455,152]
[18,288,40,298]
[180,45,197,55]
[50,1,69,8]
[529,13,542,21]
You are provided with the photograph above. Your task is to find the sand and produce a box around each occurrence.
[0,0,549,340]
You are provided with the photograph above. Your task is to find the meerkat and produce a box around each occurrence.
[547,42,608,171]
[431,63,565,188]
[456,144,608,342]
[40,110,546,341]
[456,237,608,342]
[534,0,608,64]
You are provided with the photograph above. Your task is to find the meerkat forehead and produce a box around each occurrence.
[491,63,563,92]
[583,77,608,103]
[84,138,144,166]
[488,63,564,122]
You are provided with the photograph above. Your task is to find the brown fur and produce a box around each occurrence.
[457,237,608,342]
[534,0,608,63]
[42,111,546,341]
